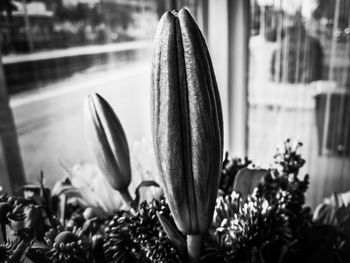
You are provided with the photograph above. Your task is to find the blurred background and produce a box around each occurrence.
[0,0,348,208]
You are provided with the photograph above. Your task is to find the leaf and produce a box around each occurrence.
[313,203,335,225]
[313,192,350,232]
[233,168,269,199]
[38,171,55,228]
[156,212,187,258]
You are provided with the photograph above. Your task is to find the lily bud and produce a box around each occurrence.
[151,8,223,236]
[84,93,132,205]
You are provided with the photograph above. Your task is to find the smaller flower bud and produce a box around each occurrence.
[84,93,133,206]
[84,93,131,192]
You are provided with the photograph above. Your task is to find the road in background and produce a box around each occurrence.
[10,59,153,186]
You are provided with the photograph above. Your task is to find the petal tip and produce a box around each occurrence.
[160,10,176,24]
[178,8,191,19]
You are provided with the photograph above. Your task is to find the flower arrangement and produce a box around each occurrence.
[0,8,350,263]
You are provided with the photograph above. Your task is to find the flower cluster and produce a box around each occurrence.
[272,138,305,177]
[0,141,348,263]
[201,140,350,263]
[44,227,90,263]
[206,190,292,263]
[257,139,310,235]
[104,198,182,263]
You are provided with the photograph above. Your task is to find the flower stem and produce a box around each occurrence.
[119,189,133,208]
[187,234,201,263]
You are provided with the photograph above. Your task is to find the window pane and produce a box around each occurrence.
[2,0,200,187]
[249,0,350,207]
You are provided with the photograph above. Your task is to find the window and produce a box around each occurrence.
[1,0,349,208]
[249,0,350,207]
[0,0,201,189]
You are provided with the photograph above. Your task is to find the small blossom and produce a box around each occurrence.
[44,227,90,263]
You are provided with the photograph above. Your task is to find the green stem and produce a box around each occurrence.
[187,234,201,263]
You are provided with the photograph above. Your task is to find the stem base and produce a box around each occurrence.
[187,234,201,263]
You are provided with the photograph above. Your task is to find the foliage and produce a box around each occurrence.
[202,139,349,263]
[104,198,182,263]
[0,141,349,262]
[314,192,350,240]
[219,152,252,195]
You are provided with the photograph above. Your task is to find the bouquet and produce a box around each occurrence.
[0,9,349,263]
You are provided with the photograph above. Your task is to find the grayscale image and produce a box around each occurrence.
[0,1,348,262]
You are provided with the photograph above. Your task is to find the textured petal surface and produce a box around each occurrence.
[85,93,131,190]
[151,9,223,234]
